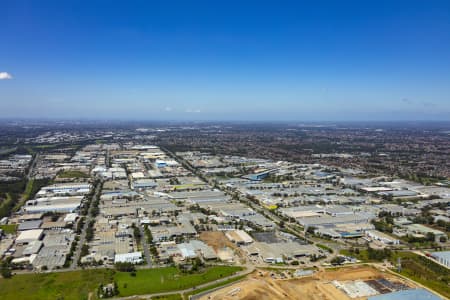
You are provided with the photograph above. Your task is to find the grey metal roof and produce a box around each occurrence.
[18,220,42,231]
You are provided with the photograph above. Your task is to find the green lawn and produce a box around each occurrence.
[116,266,242,297]
[23,179,35,200]
[0,266,243,299]
[340,249,371,261]
[0,193,15,218]
[0,269,114,300]
[316,243,333,253]
[0,224,18,234]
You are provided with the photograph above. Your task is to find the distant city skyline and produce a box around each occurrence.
[1,1,450,121]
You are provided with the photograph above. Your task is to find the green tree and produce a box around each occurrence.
[0,261,12,278]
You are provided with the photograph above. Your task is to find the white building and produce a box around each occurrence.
[365,230,400,245]
[114,251,143,264]
[225,230,254,245]
[431,251,450,269]
[16,229,44,244]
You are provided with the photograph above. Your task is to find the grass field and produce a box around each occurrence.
[338,250,450,297]
[116,266,242,297]
[0,269,115,300]
[23,179,34,200]
[0,193,15,218]
[0,266,243,299]
[340,249,371,261]
[0,224,18,234]
[390,252,450,298]
[316,243,333,253]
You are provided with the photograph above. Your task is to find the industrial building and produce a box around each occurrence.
[366,230,400,245]
[431,251,450,269]
[15,229,44,244]
[225,230,254,245]
[298,213,375,230]
[114,252,143,264]
[405,224,447,242]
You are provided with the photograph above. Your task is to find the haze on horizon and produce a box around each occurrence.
[1,1,450,121]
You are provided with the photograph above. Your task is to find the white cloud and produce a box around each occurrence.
[185,108,201,113]
[0,72,12,80]
[164,107,173,112]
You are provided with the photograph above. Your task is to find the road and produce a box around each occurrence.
[13,153,41,212]
[139,223,152,266]
[70,181,102,269]
[26,153,39,179]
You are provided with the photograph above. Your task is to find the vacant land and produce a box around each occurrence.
[199,231,239,253]
[115,266,242,297]
[200,266,411,300]
[0,269,114,300]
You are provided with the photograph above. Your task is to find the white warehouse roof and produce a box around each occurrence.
[16,229,44,244]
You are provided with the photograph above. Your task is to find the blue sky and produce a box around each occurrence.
[1,0,450,121]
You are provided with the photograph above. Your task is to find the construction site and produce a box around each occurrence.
[198,266,417,300]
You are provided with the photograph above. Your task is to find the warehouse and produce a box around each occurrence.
[131,179,158,190]
[32,245,68,270]
[16,229,44,244]
[298,213,375,230]
[24,196,84,213]
[178,243,197,259]
[405,224,446,242]
[280,206,324,219]
[18,220,42,231]
[431,251,450,268]
[366,230,400,245]
[24,202,82,213]
[114,251,143,264]
[244,242,319,263]
[368,288,441,300]
[37,183,91,196]
[189,240,217,260]
[225,230,254,245]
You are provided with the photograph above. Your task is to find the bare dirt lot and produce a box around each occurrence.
[199,266,413,300]
[199,231,236,252]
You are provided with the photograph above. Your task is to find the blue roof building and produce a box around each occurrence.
[368,289,442,300]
